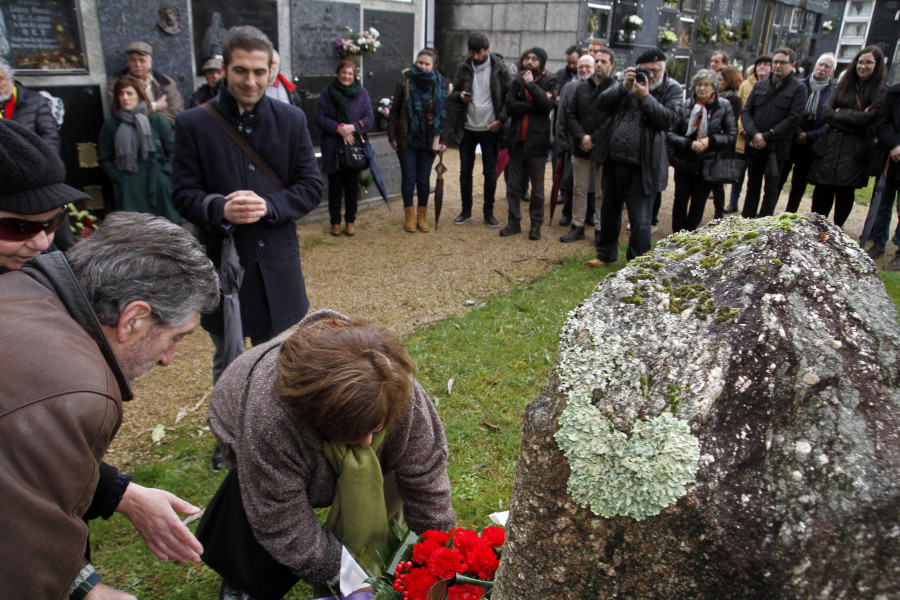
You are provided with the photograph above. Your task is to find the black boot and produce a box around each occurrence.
[500,222,521,236]
[529,222,542,240]
[211,445,224,473]
[220,580,252,600]
[560,225,585,243]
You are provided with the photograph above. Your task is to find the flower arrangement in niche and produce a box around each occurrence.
[696,18,713,43]
[377,97,391,118]
[625,15,644,31]
[659,30,678,45]
[821,20,834,34]
[369,526,504,600]
[335,26,381,58]
[67,201,99,240]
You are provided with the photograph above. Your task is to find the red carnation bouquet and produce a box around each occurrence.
[368,526,505,600]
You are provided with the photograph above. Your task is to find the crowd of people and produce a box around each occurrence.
[2,21,900,600]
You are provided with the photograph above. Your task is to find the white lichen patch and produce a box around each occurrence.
[555,404,700,521]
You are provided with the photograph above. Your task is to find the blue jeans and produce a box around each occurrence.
[596,162,653,262]
[871,175,900,247]
[459,129,499,216]
[398,146,436,208]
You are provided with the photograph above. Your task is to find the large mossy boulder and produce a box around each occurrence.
[492,214,900,600]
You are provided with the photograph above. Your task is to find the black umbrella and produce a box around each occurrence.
[219,234,245,368]
[434,151,447,230]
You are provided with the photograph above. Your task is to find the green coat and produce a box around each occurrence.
[98,113,180,223]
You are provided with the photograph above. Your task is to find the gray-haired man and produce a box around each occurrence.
[0,120,219,600]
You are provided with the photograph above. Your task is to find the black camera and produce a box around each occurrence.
[634,67,652,85]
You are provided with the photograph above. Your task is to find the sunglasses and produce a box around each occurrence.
[0,208,68,242]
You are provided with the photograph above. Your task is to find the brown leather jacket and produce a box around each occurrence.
[0,252,131,599]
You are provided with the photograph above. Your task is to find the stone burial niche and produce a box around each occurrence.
[492,213,900,600]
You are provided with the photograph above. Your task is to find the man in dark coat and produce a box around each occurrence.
[563,48,616,243]
[586,47,682,266]
[447,33,511,227]
[500,47,557,241]
[172,25,323,382]
[189,55,223,108]
[0,57,60,153]
[870,83,900,269]
[779,52,835,213]
[740,46,808,218]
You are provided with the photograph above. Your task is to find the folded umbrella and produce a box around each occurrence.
[548,158,564,221]
[219,234,245,369]
[434,151,447,230]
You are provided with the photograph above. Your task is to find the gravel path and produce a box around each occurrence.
[108,149,873,466]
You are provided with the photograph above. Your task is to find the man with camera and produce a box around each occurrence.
[586,48,681,266]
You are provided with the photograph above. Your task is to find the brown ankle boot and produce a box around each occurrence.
[417,206,430,232]
[404,206,416,232]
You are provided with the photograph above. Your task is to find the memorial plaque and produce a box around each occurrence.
[291,0,359,76]
[294,72,331,147]
[0,0,87,72]
[192,0,278,73]
[361,9,414,120]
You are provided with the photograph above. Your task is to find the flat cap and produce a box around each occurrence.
[124,41,152,56]
[202,56,223,71]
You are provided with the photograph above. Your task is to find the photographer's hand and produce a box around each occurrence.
[632,76,649,100]
[623,67,636,91]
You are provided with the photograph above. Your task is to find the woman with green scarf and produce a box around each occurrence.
[316,60,375,237]
[387,48,448,233]
[207,310,456,600]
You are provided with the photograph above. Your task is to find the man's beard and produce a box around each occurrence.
[650,74,664,91]
[578,73,591,82]
[473,55,488,66]
[0,88,12,104]
[519,66,543,79]
[117,327,162,382]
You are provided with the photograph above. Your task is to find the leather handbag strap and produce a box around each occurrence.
[201,103,285,190]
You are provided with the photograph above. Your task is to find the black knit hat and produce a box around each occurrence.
[0,120,88,214]
[636,48,667,64]
[525,47,548,69]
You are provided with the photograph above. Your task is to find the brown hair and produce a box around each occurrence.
[275,316,414,443]
[718,65,743,92]
[335,59,358,78]
[112,75,153,113]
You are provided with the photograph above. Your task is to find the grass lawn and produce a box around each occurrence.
[89,248,900,598]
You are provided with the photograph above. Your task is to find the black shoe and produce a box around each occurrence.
[220,580,252,600]
[867,243,886,260]
[453,212,472,225]
[559,215,572,227]
[211,445,224,473]
[500,222,521,236]
[723,202,738,214]
[529,223,541,240]
[484,214,500,228]
[560,225,585,243]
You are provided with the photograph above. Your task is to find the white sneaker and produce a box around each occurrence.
[651,224,659,234]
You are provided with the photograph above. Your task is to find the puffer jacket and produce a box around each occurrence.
[446,53,511,145]
[809,85,886,188]
[594,74,683,195]
[875,83,900,182]
[8,81,60,153]
[0,252,131,600]
[504,69,558,156]
[667,95,738,175]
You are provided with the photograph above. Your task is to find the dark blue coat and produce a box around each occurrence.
[172,86,323,338]
[315,83,374,175]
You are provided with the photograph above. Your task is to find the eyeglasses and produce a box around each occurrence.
[858,60,876,66]
[771,60,791,65]
[695,82,714,87]
[0,208,68,242]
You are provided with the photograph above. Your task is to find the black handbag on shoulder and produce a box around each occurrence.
[196,468,299,600]
[339,136,370,171]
